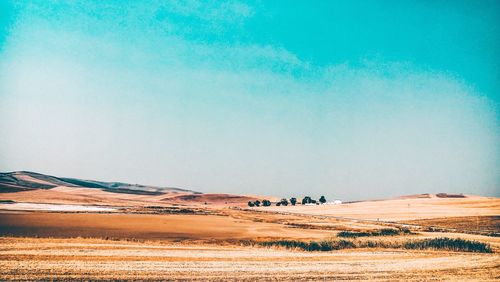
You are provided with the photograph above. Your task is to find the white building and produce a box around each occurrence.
[324,200,342,205]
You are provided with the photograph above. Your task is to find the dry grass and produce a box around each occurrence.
[1,191,499,280]
[263,195,500,221]
[337,228,413,238]
[1,237,499,281]
[258,237,493,253]
[403,216,500,236]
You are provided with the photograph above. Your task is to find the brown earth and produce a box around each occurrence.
[0,212,336,241]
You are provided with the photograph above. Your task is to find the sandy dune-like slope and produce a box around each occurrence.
[263,195,500,221]
[0,171,258,207]
[0,171,194,194]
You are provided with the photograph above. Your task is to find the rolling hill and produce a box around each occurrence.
[0,171,257,207]
[0,171,196,195]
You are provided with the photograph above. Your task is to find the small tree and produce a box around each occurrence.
[276,202,281,206]
[280,198,289,206]
[248,201,255,207]
[262,199,271,206]
[254,200,261,207]
[319,196,326,204]
[301,196,312,205]
[290,197,297,206]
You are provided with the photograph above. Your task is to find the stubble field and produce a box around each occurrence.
[0,190,499,281]
[1,237,499,281]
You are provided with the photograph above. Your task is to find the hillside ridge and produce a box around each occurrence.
[0,171,196,195]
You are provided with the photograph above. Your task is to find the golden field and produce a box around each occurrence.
[0,172,499,280]
[1,237,499,281]
[1,195,499,281]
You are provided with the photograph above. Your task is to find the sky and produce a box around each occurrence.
[0,0,499,200]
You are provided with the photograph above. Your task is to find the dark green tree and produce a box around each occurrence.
[248,201,255,207]
[254,200,261,207]
[262,199,271,206]
[319,196,326,204]
[280,198,289,206]
[290,197,297,206]
[301,196,312,205]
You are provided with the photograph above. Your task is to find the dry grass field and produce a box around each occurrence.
[1,237,499,281]
[1,173,499,280]
[265,194,500,221]
[0,202,499,280]
[404,216,500,234]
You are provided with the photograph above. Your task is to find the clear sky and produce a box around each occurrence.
[0,1,498,200]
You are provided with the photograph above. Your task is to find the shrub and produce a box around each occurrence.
[403,238,493,253]
[254,200,261,207]
[259,240,307,250]
[290,197,297,205]
[319,195,326,204]
[259,239,355,251]
[319,239,355,250]
[258,237,493,253]
[338,231,370,238]
[247,201,254,207]
[400,228,413,234]
[280,198,289,206]
[337,228,406,238]
[262,199,271,206]
[301,196,312,205]
[379,229,400,236]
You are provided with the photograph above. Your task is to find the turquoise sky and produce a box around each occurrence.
[0,1,498,199]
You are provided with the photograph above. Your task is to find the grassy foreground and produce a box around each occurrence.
[2,236,498,281]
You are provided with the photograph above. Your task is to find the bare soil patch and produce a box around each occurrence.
[0,212,335,241]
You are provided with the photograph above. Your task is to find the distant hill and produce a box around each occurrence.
[398,193,467,199]
[0,171,197,196]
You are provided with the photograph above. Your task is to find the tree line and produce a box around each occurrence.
[247,196,326,207]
